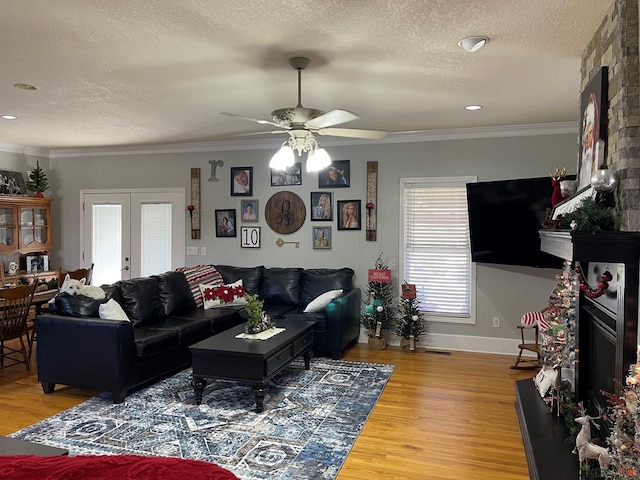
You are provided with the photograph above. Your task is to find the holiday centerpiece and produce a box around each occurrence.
[396,283,426,352]
[27,160,49,198]
[361,254,396,349]
[244,293,274,334]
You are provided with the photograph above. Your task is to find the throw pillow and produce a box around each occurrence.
[303,289,343,313]
[176,265,223,307]
[98,298,130,321]
[199,279,247,309]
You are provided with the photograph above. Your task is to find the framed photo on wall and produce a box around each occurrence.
[312,226,331,249]
[577,66,608,191]
[337,200,361,230]
[270,162,302,186]
[310,191,333,221]
[318,160,350,188]
[230,167,253,196]
[240,226,261,248]
[215,209,236,237]
[240,199,258,222]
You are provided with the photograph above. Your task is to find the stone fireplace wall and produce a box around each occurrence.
[582,0,640,231]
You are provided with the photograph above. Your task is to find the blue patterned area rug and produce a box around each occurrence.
[11,358,394,480]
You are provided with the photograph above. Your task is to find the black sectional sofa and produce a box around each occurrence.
[36,265,361,403]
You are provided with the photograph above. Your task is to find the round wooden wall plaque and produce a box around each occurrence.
[265,191,306,234]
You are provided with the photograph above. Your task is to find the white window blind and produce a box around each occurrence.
[92,204,122,287]
[401,177,476,324]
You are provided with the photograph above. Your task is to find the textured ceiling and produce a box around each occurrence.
[0,0,613,152]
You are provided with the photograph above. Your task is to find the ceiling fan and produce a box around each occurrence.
[220,57,387,169]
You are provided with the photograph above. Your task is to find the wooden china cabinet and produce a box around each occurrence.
[0,196,56,283]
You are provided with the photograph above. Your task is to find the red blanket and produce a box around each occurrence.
[0,454,240,479]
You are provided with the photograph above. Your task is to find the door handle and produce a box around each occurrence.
[121,266,130,271]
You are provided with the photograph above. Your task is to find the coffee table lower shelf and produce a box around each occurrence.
[190,319,314,412]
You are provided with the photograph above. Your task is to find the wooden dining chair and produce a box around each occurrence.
[0,283,37,371]
[58,263,94,288]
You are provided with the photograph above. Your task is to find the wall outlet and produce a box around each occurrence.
[492,317,500,328]
[186,247,197,256]
[200,247,207,256]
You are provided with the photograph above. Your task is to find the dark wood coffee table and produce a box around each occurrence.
[189,318,314,412]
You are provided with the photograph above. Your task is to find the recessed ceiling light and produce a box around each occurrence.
[464,105,482,111]
[1,115,18,120]
[13,83,37,91]
[458,36,489,53]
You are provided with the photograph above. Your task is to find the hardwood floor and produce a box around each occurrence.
[0,341,534,479]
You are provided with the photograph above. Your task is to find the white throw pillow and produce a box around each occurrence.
[200,279,247,309]
[98,298,130,321]
[303,289,343,313]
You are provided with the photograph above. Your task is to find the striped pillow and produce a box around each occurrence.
[175,265,223,307]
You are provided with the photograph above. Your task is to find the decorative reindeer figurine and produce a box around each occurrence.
[573,404,611,476]
[550,166,568,206]
[550,364,572,417]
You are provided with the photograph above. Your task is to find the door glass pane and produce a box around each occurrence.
[140,203,171,277]
[92,205,122,286]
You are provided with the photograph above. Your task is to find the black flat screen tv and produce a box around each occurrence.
[465,176,573,269]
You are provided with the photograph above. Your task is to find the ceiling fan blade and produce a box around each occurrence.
[234,130,289,137]
[220,112,285,129]
[305,109,360,129]
[316,127,387,139]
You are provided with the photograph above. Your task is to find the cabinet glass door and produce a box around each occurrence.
[20,206,48,249]
[0,207,14,248]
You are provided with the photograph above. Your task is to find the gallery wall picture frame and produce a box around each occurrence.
[577,66,608,191]
[337,199,361,230]
[0,170,27,195]
[310,191,333,221]
[240,199,259,222]
[312,226,331,249]
[230,167,253,196]
[240,226,261,248]
[270,162,302,186]
[215,209,237,237]
[318,160,350,188]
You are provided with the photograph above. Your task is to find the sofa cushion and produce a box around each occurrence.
[53,293,106,318]
[300,268,354,307]
[199,280,247,309]
[260,267,302,306]
[117,277,164,327]
[168,307,243,334]
[133,328,179,358]
[262,303,297,318]
[175,265,223,308]
[101,284,123,305]
[213,265,264,295]
[156,271,197,315]
[279,310,328,331]
[142,317,212,346]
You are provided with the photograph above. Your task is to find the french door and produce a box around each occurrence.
[81,189,185,285]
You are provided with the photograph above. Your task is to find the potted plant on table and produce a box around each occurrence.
[244,294,274,334]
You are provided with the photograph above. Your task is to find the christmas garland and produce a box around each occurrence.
[574,266,612,299]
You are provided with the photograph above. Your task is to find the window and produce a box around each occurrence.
[400,177,476,324]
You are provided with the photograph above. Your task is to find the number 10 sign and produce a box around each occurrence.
[240,226,261,248]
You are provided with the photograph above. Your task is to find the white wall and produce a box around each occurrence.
[0,129,578,352]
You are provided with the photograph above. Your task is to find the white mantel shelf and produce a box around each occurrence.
[539,230,572,260]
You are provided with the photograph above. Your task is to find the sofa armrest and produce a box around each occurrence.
[324,288,362,357]
[36,314,136,395]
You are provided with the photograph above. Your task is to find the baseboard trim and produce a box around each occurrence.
[357,332,537,358]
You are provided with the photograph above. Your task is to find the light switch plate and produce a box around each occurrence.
[186,247,198,256]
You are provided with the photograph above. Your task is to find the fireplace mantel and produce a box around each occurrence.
[539,229,572,260]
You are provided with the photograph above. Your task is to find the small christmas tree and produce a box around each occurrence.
[396,283,426,351]
[27,160,49,197]
[361,253,396,346]
[604,361,640,479]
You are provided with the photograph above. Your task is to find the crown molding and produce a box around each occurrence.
[0,122,578,159]
[0,143,50,158]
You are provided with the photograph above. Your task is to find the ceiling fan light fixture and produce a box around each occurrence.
[306,147,332,173]
[269,143,295,171]
[458,36,489,52]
